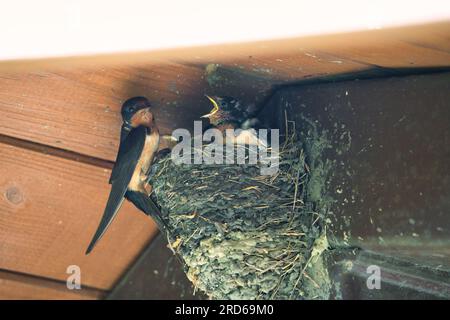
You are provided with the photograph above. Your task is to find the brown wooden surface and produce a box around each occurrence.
[1,22,448,74]
[0,21,448,299]
[0,140,158,291]
[108,234,206,300]
[0,23,448,163]
[0,270,103,300]
[0,64,206,162]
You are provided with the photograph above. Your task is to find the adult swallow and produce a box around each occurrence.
[86,97,168,255]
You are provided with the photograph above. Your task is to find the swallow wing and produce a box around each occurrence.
[85,126,146,254]
[125,191,168,232]
[109,124,132,184]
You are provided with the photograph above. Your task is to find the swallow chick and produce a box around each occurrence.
[201,95,267,147]
[86,97,167,255]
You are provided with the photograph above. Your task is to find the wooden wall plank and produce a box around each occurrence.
[0,21,448,299]
[0,270,104,300]
[0,141,158,290]
[108,234,203,300]
[0,23,448,163]
[176,50,369,82]
[1,22,448,73]
[322,37,450,68]
[0,63,209,162]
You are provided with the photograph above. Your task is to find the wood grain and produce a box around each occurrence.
[0,141,158,290]
[0,63,277,162]
[0,21,448,298]
[0,270,104,300]
[0,23,448,163]
[0,63,207,162]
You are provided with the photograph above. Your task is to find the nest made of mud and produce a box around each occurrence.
[149,120,333,299]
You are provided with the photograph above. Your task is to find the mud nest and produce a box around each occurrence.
[149,119,333,299]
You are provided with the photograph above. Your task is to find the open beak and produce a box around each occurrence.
[201,95,220,118]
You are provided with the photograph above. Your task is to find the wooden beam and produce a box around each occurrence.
[0,140,158,290]
[1,22,448,72]
[108,234,204,300]
[0,23,447,163]
[0,270,104,300]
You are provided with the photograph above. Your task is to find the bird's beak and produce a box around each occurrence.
[201,95,220,118]
[141,107,154,122]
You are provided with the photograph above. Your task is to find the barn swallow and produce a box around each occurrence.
[85,97,168,255]
[201,95,259,128]
[201,95,267,146]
